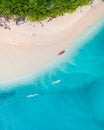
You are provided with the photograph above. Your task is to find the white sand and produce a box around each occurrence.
[0,0,104,82]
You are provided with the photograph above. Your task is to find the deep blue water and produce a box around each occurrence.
[0,18,104,130]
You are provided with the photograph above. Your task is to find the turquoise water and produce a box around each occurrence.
[0,18,104,130]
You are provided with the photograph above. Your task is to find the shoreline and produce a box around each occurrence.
[0,0,104,83]
[0,18,104,89]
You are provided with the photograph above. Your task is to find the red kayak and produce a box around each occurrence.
[58,50,65,55]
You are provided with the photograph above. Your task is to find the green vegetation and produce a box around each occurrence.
[0,0,93,21]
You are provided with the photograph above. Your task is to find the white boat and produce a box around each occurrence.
[52,80,61,85]
[26,94,39,98]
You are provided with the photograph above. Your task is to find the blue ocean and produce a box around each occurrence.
[0,18,104,130]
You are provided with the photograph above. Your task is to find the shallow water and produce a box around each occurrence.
[0,18,104,130]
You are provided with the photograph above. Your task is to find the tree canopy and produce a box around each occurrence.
[0,0,93,21]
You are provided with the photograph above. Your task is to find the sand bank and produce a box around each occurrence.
[0,0,104,82]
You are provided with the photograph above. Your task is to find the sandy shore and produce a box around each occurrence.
[0,0,104,82]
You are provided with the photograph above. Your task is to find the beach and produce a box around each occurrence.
[0,0,104,82]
